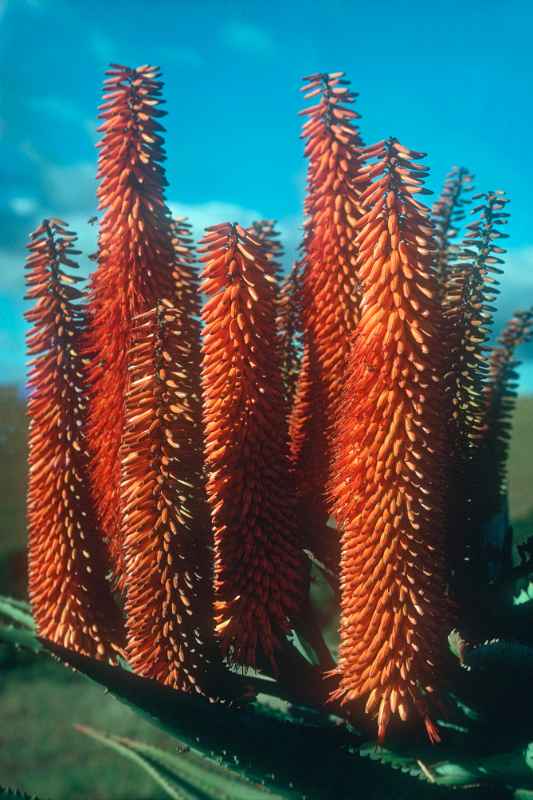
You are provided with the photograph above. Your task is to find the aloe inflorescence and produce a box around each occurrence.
[21,62,533,757]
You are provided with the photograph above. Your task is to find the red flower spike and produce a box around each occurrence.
[85,64,177,583]
[277,261,303,406]
[296,72,366,570]
[328,139,451,741]
[25,219,122,662]
[121,305,214,693]
[476,308,533,520]
[199,222,305,669]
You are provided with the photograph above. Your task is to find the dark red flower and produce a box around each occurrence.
[295,71,365,570]
[85,64,178,583]
[121,304,214,692]
[328,140,451,741]
[199,222,305,668]
[25,219,122,661]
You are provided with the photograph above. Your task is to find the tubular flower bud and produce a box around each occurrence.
[432,166,474,290]
[277,261,303,406]
[248,219,284,280]
[296,71,365,569]
[85,64,177,581]
[199,222,305,668]
[288,342,315,478]
[25,219,122,662]
[443,192,509,592]
[328,139,450,742]
[121,305,213,693]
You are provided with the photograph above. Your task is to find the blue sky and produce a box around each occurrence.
[1,0,533,389]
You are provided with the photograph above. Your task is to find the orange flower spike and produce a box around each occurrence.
[25,219,122,662]
[329,139,451,742]
[121,305,213,693]
[295,72,366,567]
[199,222,306,669]
[277,261,303,406]
[288,342,311,466]
[85,64,176,582]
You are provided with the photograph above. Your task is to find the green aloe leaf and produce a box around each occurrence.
[0,786,51,799]
[0,596,35,630]
[0,624,41,654]
[75,726,194,800]
[360,740,533,789]
[37,639,425,799]
[77,725,283,800]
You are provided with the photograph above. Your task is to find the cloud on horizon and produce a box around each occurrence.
[220,20,275,57]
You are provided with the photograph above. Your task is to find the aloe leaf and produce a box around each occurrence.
[514,582,533,607]
[0,787,51,799]
[0,596,35,630]
[75,725,194,800]
[360,739,533,789]
[0,624,41,654]
[0,596,32,613]
[79,728,284,800]
[39,639,421,799]
[358,743,425,781]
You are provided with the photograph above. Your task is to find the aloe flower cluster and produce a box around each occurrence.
[24,64,532,741]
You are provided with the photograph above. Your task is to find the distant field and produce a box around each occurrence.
[508,395,533,520]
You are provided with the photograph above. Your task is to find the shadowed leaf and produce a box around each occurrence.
[77,725,284,799]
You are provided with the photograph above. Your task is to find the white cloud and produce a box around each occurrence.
[493,246,533,332]
[9,196,38,216]
[168,200,303,273]
[0,250,26,295]
[499,246,533,291]
[43,162,97,212]
[220,21,275,56]
[168,200,264,240]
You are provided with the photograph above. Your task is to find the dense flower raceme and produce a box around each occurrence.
[25,219,122,661]
[277,261,303,406]
[121,304,213,693]
[293,71,366,571]
[328,139,451,742]
[441,192,509,592]
[85,64,178,583]
[477,308,533,523]
[22,63,531,744]
[431,166,474,291]
[199,222,306,669]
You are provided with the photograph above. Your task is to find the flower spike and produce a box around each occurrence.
[121,304,214,693]
[85,64,178,582]
[199,222,305,669]
[295,71,366,570]
[476,308,533,523]
[248,219,284,279]
[277,261,303,406]
[328,139,451,741]
[25,219,122,661]
[442,192,510,594]
[432,166,474,289]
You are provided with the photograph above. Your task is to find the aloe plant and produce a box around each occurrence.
[3,61,533,799]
